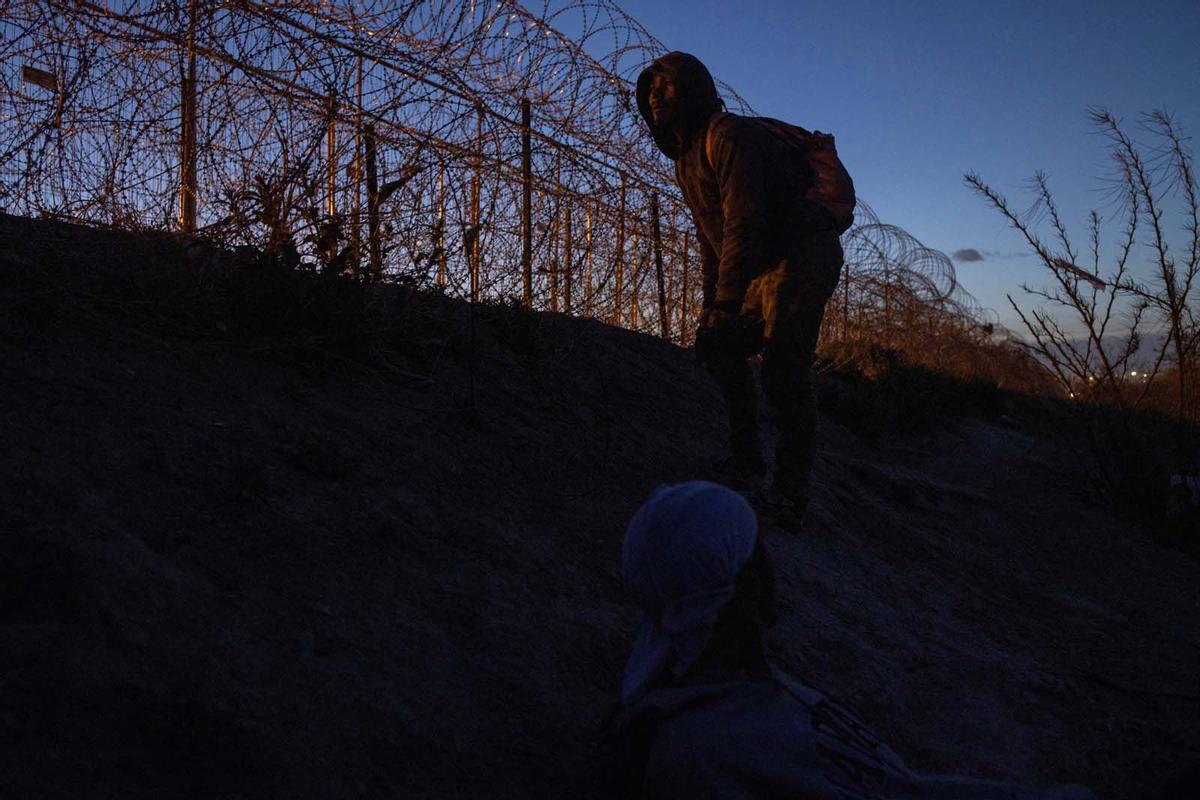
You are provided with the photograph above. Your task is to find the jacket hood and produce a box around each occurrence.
[636,52,723,160]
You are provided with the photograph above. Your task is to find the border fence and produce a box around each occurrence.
[1,0,996,353]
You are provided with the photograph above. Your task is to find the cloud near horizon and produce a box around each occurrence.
[952,248,984,262]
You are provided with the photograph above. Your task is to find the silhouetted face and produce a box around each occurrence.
[647,72,679,128]
[636,53,721,159]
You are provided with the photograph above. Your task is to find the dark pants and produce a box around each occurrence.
[704,231,843,492]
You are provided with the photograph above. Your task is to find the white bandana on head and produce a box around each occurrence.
[621,481,758,706]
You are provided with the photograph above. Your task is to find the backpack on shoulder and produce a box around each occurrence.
[706,113,857,234]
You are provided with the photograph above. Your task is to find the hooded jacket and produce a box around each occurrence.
[636,52,822,313]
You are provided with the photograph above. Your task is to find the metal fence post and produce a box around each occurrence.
[612,173,626,326]
[435,159,447,287]
[178,0,198,232]
[651,192,668,338]
[549,207,559,312]
[563,204,573,314]
[520,97,532,307]
[364,123,382,277]
[470,104,483,303]
[585,203,594,317]
[325,94,336,219]
[350,56,363,272]
[630,231,640,329]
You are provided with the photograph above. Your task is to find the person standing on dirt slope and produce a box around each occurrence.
[636,52,853,520]
[615,481,1097,800]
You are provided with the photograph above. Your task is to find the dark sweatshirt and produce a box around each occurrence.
[625,668,1097,800]
[636,52,821,312]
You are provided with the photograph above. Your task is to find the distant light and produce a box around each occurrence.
[1131,370,1138,376]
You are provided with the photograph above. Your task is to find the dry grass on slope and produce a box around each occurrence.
[1,213,1197,799]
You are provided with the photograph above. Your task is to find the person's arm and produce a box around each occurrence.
[707,117,768,313]
[675,156,719,313]
[693,215,719,311]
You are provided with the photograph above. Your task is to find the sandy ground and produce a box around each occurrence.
[1,213,1197,798]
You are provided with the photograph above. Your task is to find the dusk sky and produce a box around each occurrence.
[627,0,1200,333]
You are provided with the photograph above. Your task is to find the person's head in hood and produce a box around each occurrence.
[636,52,724,160]
[621,481,776,706]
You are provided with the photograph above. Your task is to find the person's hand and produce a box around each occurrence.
[696,306,759,365]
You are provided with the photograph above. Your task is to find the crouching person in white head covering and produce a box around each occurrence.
[618,481,1096,800]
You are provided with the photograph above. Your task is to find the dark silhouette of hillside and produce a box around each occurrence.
[1,212,1197,799]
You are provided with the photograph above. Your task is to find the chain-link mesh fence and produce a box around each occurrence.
[2,0,1006,365]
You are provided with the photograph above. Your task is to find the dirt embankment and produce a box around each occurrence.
[1,213,1197,799]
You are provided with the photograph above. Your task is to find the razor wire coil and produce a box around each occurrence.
[1,0,995,355]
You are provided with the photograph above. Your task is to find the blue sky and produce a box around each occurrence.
[625,0,1200,331]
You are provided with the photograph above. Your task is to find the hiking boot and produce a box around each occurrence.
[758,472,810,531]
[753,490,805,531]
